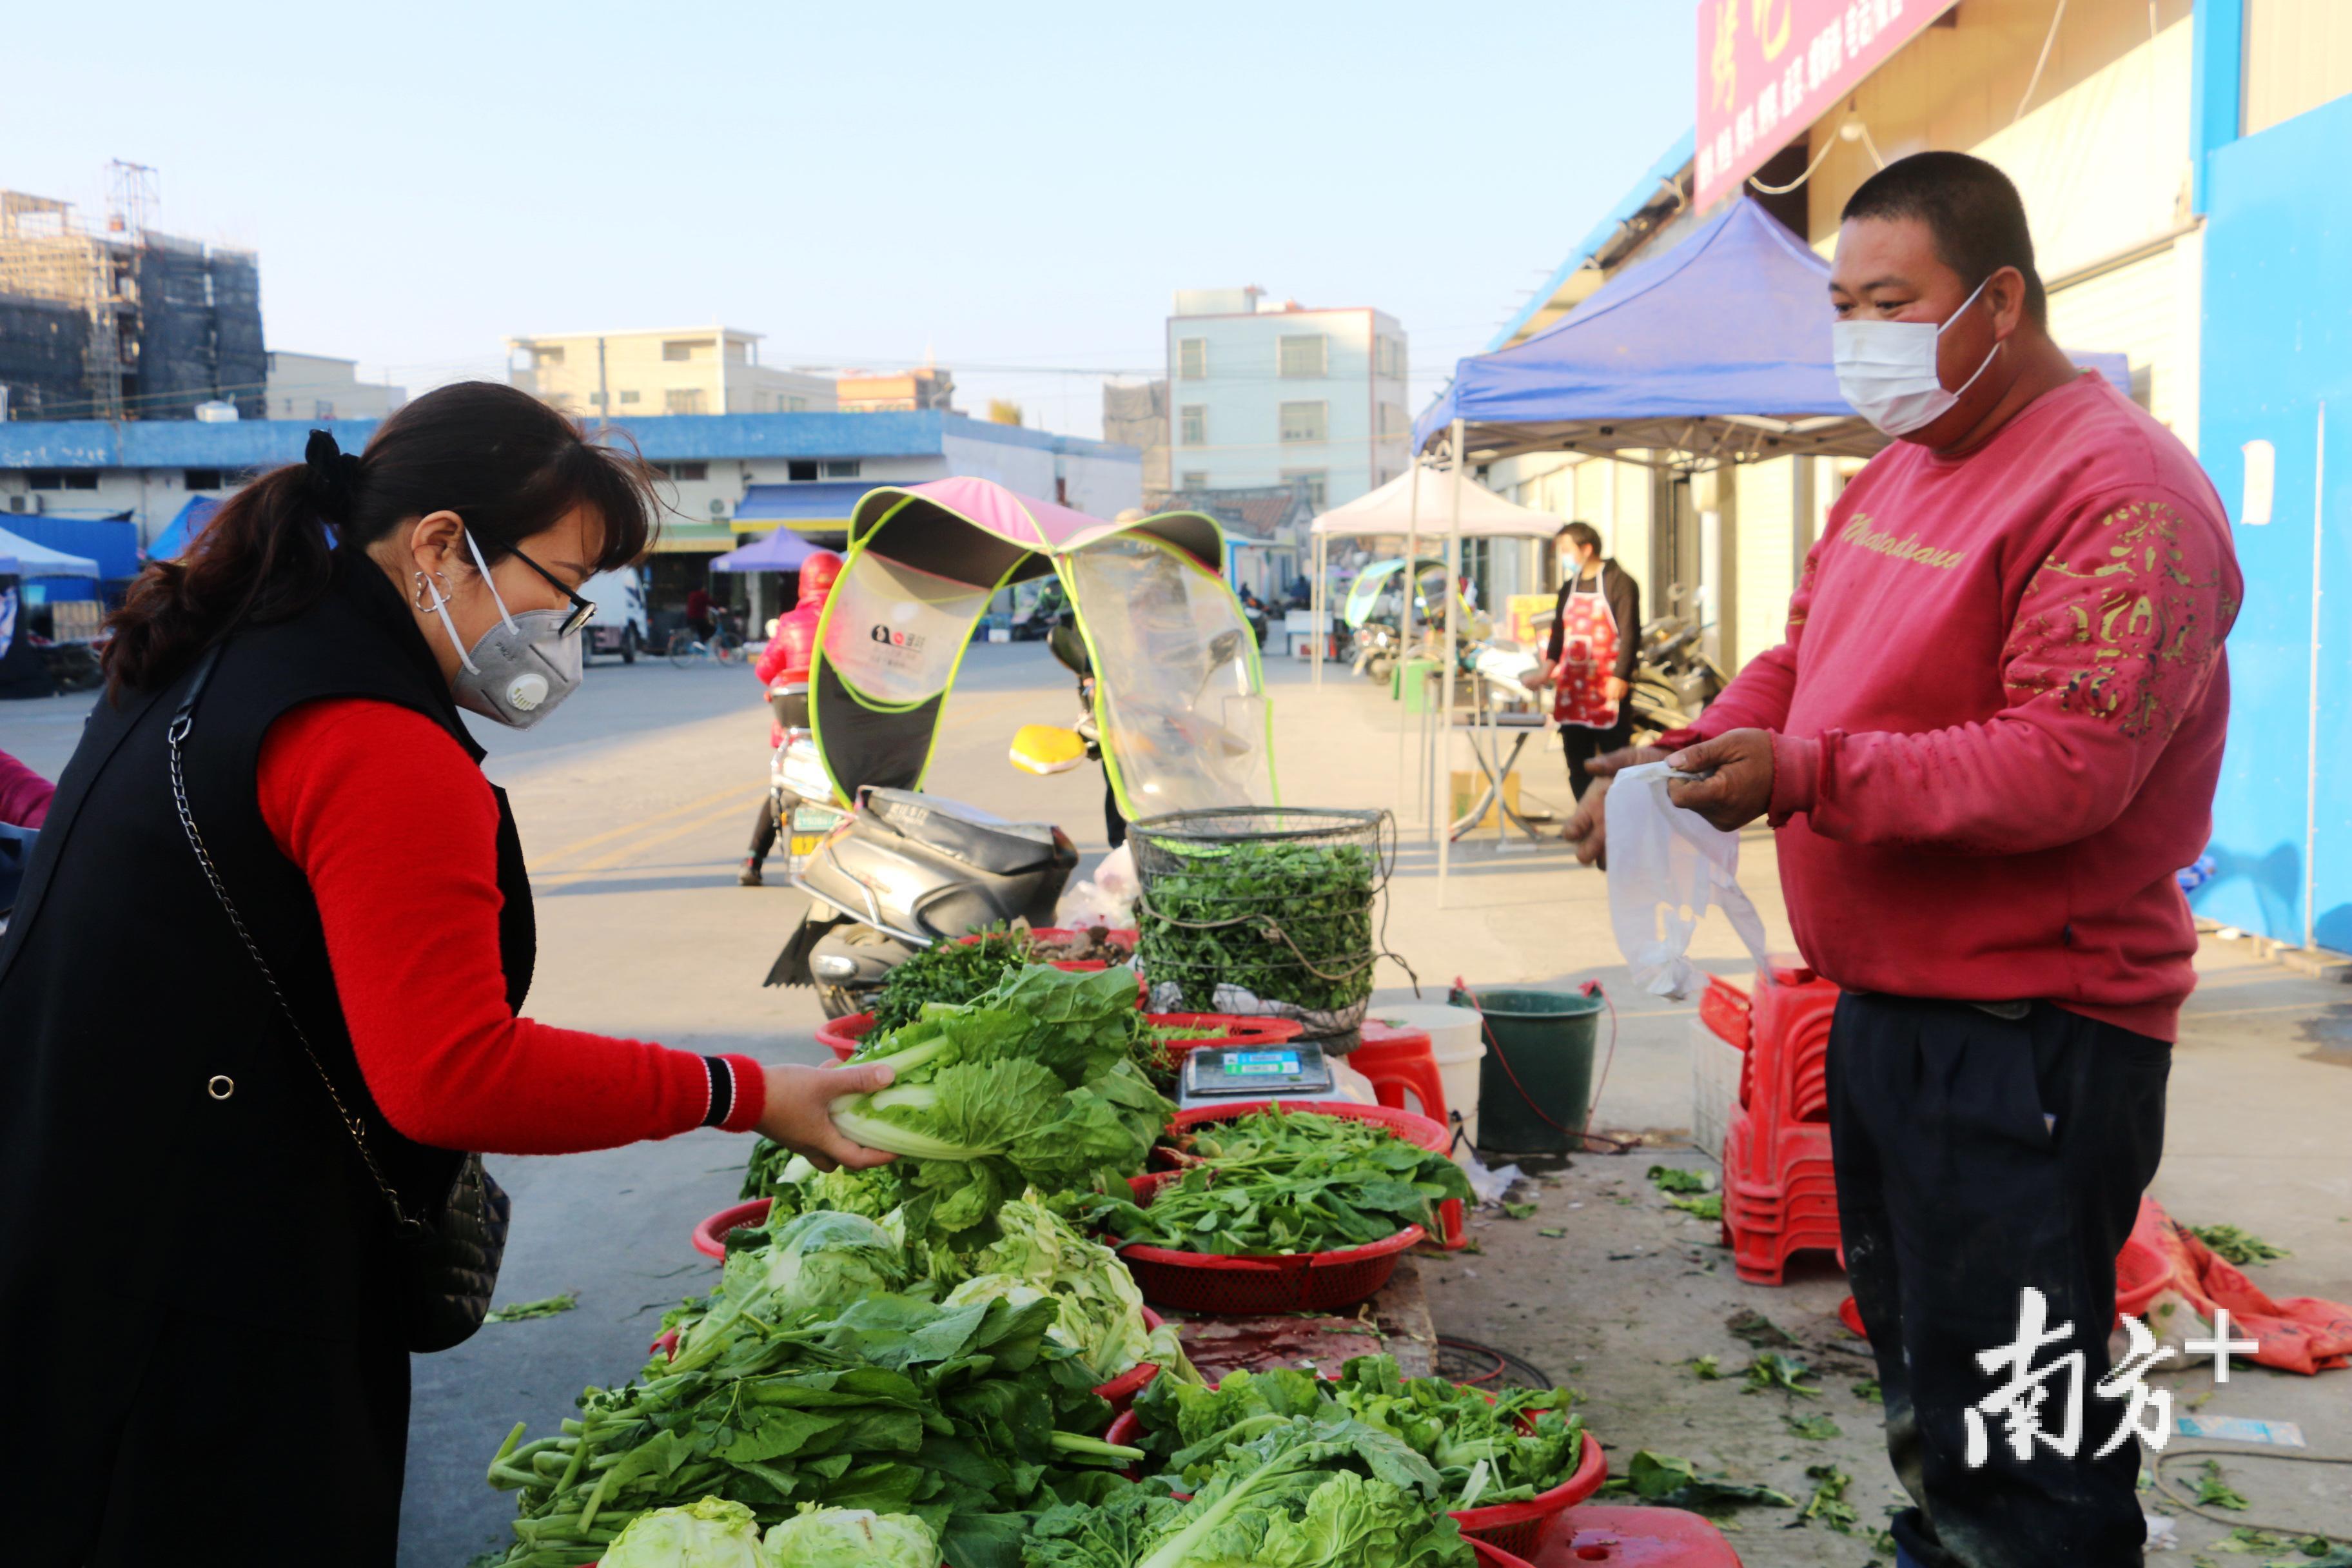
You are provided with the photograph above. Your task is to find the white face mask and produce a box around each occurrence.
[422,532,585,729]
[1831,275,1999,438]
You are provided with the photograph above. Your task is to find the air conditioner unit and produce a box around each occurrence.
[5,495,22,513]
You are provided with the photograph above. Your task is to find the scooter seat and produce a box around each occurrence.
[861,788,1066,876]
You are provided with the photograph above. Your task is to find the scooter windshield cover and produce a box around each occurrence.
[1066,534,1274,816]
[814,550,997,797]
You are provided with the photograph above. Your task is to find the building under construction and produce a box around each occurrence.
[0,173,265,423]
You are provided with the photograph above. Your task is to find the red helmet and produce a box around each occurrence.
[797,551,845,609]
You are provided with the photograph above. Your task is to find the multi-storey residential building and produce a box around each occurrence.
[505,327,837,418]
[262,351,406,422]
[1164,288,1407,512]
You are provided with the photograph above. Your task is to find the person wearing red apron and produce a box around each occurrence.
[1522,522,1640,806]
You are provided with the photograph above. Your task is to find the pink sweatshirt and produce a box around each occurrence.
[1693,373,2240,1041]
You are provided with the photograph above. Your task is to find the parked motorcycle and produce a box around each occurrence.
[1626,609,1727,739]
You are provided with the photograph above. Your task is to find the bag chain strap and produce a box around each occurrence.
[167,708,428,1237]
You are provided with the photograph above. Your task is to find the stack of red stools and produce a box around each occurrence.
[1714,957,1842,1286]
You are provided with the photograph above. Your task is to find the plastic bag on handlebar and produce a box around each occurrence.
[1603,761,1772,999]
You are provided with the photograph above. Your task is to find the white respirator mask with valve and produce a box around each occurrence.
[419,531,587,729]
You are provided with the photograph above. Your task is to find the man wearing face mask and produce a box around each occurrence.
[0,384,897,1562]
[1565,154,2238,1568]
[1521,521,1641,806]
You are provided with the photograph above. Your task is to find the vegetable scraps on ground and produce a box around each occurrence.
[1125,1357,1585,1511]
[1022,1416,1477,1568]
[1077,1104,1473,1257]
[743,965,1171,1279]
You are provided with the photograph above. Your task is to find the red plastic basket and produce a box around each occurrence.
[818,1011,876,1063]
[1166,1099,1465,1250]
[1114,1168,1425,1312]
[1144,1013,1305,1068]
[1449,1431,1609,1557]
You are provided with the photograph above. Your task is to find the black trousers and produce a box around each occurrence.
[1560,712,1633,805]
[748,793,779,864]
[1828,994,2170,1568]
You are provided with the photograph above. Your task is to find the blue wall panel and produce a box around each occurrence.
[2195,92,2352,943]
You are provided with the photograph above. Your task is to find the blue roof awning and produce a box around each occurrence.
[734,481,892,530]
[150,496,220,562]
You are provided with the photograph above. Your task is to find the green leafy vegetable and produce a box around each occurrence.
[667,1211,908,1374]
[1600,1450,1796,1511]
[1135,837,1378,1016]
[942,1188,1191,1384]
[1800,1464,1859,1532]
[1741,1352,1821,1398]
[2198,1459,2252,1511]
[869,928,1037,1032]
[1537,1228,1568,1239]
[1500,1202,1539,1220]
[1078,1106,1471,1257]
[1667,1192,1723,1221]
[1688,1355,1722,1380]
[1852,1378,1882,1403]
[600,1495,765,1567]
[1125,1356,1584,1509]
[1724,1309,1792,1348]
[484,1293,1121,1567]
[1783,1413,1842,1441]
[485,1293,578,1323]
[763,1504,941,1568]
[1024,1417,1475,1568]
[2191,1224,2291,1266]
[1646,1166,1712,1194]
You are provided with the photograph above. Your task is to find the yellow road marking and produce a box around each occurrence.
[536,795,770,888]
[538,781,767,864]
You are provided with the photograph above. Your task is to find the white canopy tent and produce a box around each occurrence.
[0,526,100,580]
[1309,449,1562,904]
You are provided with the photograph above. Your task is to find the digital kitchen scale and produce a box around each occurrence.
[1178,1042,1336,1108]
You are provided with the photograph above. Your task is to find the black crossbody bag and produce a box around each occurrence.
[168,644,509,1353]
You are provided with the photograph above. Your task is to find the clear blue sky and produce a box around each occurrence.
[2,0,1694,440]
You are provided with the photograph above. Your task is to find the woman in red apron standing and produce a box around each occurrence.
[1523,522,1641,806]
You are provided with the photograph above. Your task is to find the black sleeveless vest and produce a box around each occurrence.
[0,555,534,1368]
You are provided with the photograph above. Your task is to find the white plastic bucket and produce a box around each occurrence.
[1367,1003,1487,1153]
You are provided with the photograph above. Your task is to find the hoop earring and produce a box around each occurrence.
[413,570,455,614]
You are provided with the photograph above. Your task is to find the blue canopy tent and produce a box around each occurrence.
[149,496,220,562]
[710,528,820,573]
[1414,195,2130,468]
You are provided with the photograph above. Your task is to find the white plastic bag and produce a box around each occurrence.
[1603,761,1772,999]
[1055,841,1140,928]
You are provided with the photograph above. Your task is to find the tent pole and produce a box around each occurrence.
[1438,419,1465,909]
[1312,530,1324,689]
[1400,454,1424,838]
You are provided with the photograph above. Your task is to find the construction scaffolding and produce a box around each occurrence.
[0,170,264,422]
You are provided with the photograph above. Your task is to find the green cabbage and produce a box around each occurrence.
[763,1504,939,1567]
[602,1495,767,1568]
[943,1190,1157,1382]
[669,1210,908,1373]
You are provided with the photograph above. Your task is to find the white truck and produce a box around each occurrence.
[580,567,650,664]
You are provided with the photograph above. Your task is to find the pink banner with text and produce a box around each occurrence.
[1694,0,1958,210]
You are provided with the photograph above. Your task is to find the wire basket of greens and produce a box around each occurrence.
[1078,1101,1474,1313]
[1127,807,1395,1040]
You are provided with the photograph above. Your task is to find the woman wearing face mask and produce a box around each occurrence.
[0,382,895,1563]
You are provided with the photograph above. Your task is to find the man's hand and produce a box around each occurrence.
[1663,729,1776,832]
[1520,662,1554,692]
[1603,674,1629,702]
[1560,743,1672,867]
[756,1061,899,1171]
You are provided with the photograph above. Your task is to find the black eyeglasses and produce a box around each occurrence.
[507,545,598,636]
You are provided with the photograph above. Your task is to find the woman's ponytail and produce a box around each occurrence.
[103,444,342,696]
[103,385,659,698]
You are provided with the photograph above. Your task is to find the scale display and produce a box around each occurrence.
[1180,1043,1335,1099]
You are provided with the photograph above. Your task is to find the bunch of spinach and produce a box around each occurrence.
[1135,838,1377,1015]
[1126,1357,1584,1509]
[1077,1106,1471,1257]
[1021,1416,1475,1568]
[485,1292,1139,1568]
[868,927,1036,1031]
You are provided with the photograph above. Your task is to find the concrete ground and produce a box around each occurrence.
[7,644,2347,1565]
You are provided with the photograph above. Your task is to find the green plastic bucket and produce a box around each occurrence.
[1464,987,1602,1155]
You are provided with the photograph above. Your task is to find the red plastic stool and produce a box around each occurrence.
[1352,1020,1447,1128]
[1526,1504,1743,1565]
